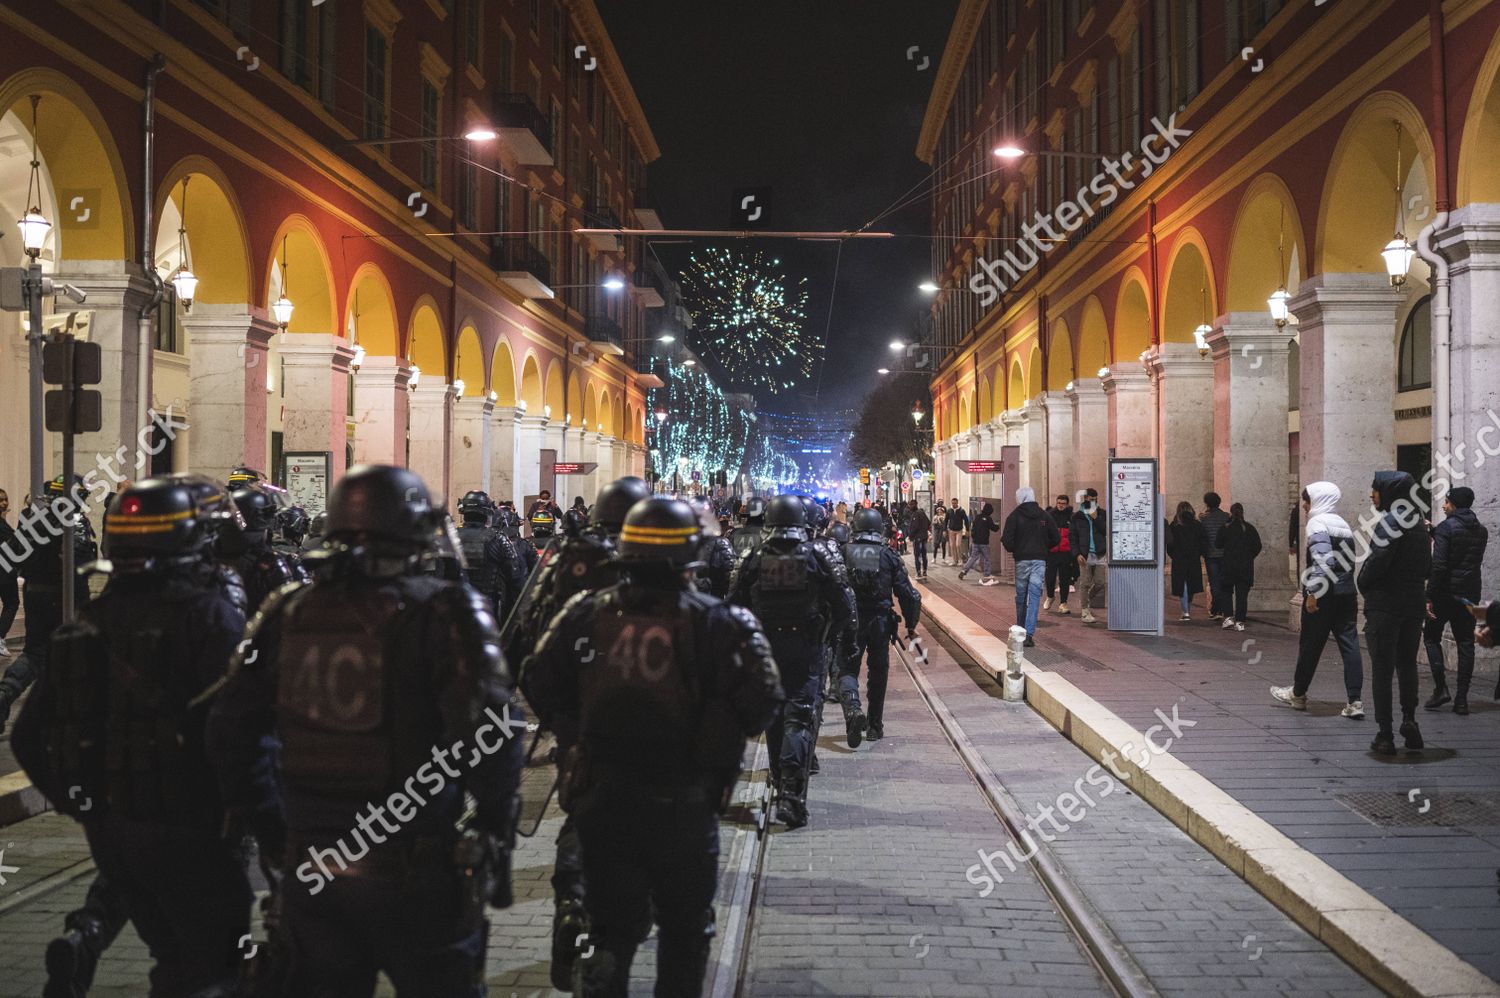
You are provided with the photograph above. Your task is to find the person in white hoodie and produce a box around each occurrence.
[1271,482,1365,718]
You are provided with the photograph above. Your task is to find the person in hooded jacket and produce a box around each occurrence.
[1000,488,1060,647]
[1219,503,1263,631]
[1422,486,1488,714]
[1359,470,1432,755]
[958,501,1001,584]
[1166,502,1208,621]
[1271,483,1365,718]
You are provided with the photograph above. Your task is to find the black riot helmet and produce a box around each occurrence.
[169,473,246,536]
[618,497,701,568]
[591,476,652,533]
[325,464,437,547]
[230,483,280,532]
[457,490,495,525]
[851,506,886,539]
[103,477,211,567]
[227,467,264,486]
[799,496,827,533]
[277,504,311,545]
[306,511,328,542]
[689,496,722,539]
[764,494,807,542]
[742,496,767,522]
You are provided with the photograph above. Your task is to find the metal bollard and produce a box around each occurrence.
[1002,625,1027,702]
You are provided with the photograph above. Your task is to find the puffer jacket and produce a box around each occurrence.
[1305,530,1358,598]
[1427,507,1488,602]
[1200,507,1230,558]
[1358,471,1432,614]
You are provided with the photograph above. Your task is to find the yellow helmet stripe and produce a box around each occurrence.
[621,531,695,545]
[106,509,193,526]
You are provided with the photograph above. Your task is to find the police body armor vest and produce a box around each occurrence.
[43,580,223,826]
[273,577,447,832]
[730,525,763,559]
[457,525,499,596]
[749,542,813,629]
[579,591,700,776]
[845,540,891,606]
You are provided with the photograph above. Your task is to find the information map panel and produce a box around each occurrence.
[1108,458,1158,564]
[282,451,331,518]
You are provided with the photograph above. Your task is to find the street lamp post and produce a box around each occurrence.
[18,95,50,502]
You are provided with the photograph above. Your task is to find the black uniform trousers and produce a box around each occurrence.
[0,583,64,696]
[85,816,251,998]
[840,609,893,728]
[574,780,719,998]
[1423,594,1477,695]
[762,625,822,782]
[1365,608,1424,732]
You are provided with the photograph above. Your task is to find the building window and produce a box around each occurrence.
[1046,2,1064,69]
[420,81,440,191]
[280,0,336,104]
[553,3,568,69]
[1397,295,1431,391]
[460,159,479,229]
[1023,38,1039,125]
[465,0,482,68]
[497,30,514,91]
[530,0,540,32]
[363,25,389,140]
[1154,0,1200,119]
[1226,0,1283,60]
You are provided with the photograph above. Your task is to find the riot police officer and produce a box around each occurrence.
[456,490,528,619]
[528,490,563,550]
[229,482,303,615]
[274,505,312,580]
[730,496,767,560]
[730,495,853,828]
[841,506,922,744]
[170,472,252,615]
[11,477,252,997]
[801,496,855,711]
[302,510,329,553]
[495,500,538,576]
[510,474,650,990]
[691,496,736,599]
[227,466,265,487]
[207,464,524,996]
[0,476,96,733]
[524,497,782,997]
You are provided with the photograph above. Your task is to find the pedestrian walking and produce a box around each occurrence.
[957,501,1000,583]
[1359,471,1432,755]
[945,498,969,566]
[1166,501,1207,620]
[1423,486,1488,715]
[1219,503,1263,631]
[1201,492,1231,620]
[906,499,931,579]
[1071,488,1108,623]
[1272,482,1365,717]
[1000,487,1059,646]
[931,498,948,563]
[0,488,17,658]
[1043,494,1075,613]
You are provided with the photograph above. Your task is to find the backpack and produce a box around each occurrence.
[1051,525,1071,555]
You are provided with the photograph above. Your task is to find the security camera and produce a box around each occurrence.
[57,282,87,304]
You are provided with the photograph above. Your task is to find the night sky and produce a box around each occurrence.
[594,0,960,416]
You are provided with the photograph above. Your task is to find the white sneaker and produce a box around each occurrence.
[1234,622,1246,632]
[1081,609,1096,623]
[0,638,9,658]
[1058,604,1070,615]
[1270,686,1307,710]
[981,577,999,586]
[1221,617,1237,630]
[1042,597,1052,611]
[1341,700,1365,719]
[1179,612,1191,621]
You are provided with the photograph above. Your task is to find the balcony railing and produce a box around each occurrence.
[493,92,553,165]
[632,186,662,228]
[490,237,553,298]
[632,265,666,307]
[583,202,622,250]
[585,312,624,356]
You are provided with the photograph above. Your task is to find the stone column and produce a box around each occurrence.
[489,405,518,504]
[279,333,356,482]
[1289,273,1404,529]
[1040,391,1074,501]
[407,381,455,505]
[351,357,412,467]
[1101,363,1153,457]
[1144,343,1214,506]
[1436,205,1500,586]
[54,261,156,487]
[1068,377,1109,498]
[513,414,548,501]
[1208,313,1295,610]
[625,442,645,479]
[1017,401,1046,494]
[183,305,275,483]
[451,395,493,496]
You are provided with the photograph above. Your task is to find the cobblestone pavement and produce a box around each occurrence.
[915,553,1500,984]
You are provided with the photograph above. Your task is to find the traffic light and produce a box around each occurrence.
[42,337,103,434]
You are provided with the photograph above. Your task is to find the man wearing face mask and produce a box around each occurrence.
[1358,471,1432,755]
[1070,488,1108,624]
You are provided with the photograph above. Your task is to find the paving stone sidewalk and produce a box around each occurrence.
[915,557,1500,985]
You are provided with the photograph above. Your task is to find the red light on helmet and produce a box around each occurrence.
[122,497,142,515]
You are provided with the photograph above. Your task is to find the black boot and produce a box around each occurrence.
[1370,729,1397,756]
[775,770,808,829]
[44,915,105,998]
[0,683,18,736]
[867,720,884,741]
[1399,720,1424,750]
[842,701,866,748]
[550,897,589,992]
[1453,694,1469,716]
[809,752,820,775]
[1423,686,1450,710]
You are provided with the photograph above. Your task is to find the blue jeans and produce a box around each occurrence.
[1014,560,1046,636]
[961,543,991,577]
[1205,557,1227,615]
[913,539,928,575]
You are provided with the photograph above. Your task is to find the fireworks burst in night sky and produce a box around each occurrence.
[680,247,817,393]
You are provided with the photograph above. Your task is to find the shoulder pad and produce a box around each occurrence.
[723,602,762,633]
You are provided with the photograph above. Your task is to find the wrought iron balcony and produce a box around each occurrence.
[490,236,553,298]
[493,92,553,165]
[585,312,624,356]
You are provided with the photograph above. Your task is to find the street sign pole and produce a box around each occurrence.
[59,335,76,625]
